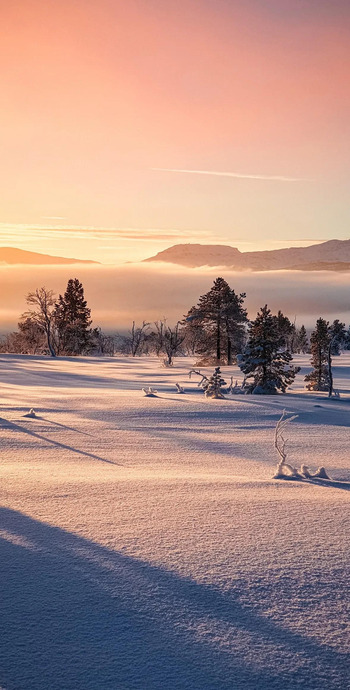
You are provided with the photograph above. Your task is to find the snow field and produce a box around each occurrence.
[0,354,349,689]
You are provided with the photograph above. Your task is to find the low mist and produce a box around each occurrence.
[1,262,350,333]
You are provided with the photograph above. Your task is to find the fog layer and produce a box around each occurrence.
[1,263,349,332]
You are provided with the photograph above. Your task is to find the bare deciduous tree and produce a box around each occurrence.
[90,327,115,356]
[22,287,57,357]
[151,320,166,356]
[120,321,150,356]
[162,321,185,365]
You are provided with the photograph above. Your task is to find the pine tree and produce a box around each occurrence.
[273,311,294,350]
[296,325,309,353]
[183,278,247,365]
[344,325,350,350]
[182,306,207,356]
[202,367,227,398]
[239,305,298,394]
[54,278,92,355]
[305,318,345,394]
[304,318,330,391]
[329,319,346,355]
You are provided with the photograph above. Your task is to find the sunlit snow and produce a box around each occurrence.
[1,354,349,689]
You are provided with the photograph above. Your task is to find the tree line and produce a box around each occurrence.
[1,276,349,396]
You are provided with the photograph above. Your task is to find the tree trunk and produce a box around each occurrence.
[227,335,232,365]
[46,326,56,357]
[328,344,333,397]
[225,317,232,365]
[317,344,322,390]
[262,343,267,387]
[216,318,221,361]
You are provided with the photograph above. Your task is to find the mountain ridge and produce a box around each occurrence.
[143,239,350,271]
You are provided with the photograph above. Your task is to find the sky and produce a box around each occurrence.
[1,0,350,263]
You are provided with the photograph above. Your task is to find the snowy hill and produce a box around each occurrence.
[0,247,99,265]
[144,239,350,270]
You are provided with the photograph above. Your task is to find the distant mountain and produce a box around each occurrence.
[144,244,242,268]
[143,239,350,271]
[0,247,98,265]
[290,261,350,271]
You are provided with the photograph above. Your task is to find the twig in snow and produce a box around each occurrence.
[142,387,158,397]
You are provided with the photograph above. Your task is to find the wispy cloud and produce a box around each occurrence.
[0,223,211,242]
[152,168,308,182]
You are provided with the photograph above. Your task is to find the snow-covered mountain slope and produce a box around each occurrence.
[0,354,349,689]
[144,239,350,270]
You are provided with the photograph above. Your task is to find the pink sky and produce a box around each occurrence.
[1,0,350,262]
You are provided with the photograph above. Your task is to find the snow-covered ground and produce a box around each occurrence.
[0,354,349,690]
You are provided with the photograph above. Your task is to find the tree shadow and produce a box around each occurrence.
[7,410,94,437]
[0,508,347,690]
[303,478,350,491]
[41,416,94,436]
[0,417,122,466]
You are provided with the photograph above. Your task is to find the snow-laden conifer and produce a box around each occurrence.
[202,367,227,398]
[54,278,92,355]
[296,325,309,354]
[239,305,299,394]
[183,277,247,365]
[189,366,227,398]
[305,318,345,395]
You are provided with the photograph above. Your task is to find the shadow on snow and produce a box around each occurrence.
[0,508,348,690]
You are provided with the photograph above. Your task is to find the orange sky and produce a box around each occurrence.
[1,0,350,262]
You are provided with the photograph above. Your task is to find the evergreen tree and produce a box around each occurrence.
[344,325,350,350]
[296,325,309,353]
[329,319,346,355]
[202,367,227,398]
[273,311,294,350]
[305,318,346,395]
[239,305,298,394]
[54,278,92,355]
[288,322,298,354]
[183,278,247,365]
[182,306,207,356]
[304,318,330,391]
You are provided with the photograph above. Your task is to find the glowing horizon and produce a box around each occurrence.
[1,1,350,263]
[0,222,332,264]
